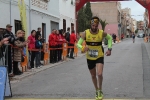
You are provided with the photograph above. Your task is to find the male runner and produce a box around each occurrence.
[77,16,112,100]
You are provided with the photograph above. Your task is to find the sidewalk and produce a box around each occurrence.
[10,51,85,83]
[144,42,150,60]
[10,41,121,83]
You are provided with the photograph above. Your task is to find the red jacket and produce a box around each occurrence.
[28,35,35,49]
[56,34,63,45]
[61,35,67,43]
[70,33,76,44]
[49,33,57,46]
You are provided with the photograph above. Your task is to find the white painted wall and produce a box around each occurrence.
[0,0,11,28]
[0,0,30,35]
[30,11,59,41]
[59,0,76,32]
[30,0,60,41]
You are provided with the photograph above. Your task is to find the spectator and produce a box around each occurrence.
[65,27,70,57]
[0,38,9,59]
[35,35,42,68]
[56,30,63,62]
[121,33,124,40]
[28,30,36,70]
[49,29,57,63]
[3,24,16,77]
[36,27,41,40]
[69,30,76,59]
[112,33,116,43]
[13,30,27,75]
[36,27,44,65]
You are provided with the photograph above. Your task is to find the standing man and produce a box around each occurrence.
[49,29,57,63]
[69,30,76,59]
[3,24,16,77]
[77,16,112,100]
[65,27,70,57]
[36,27,41,39]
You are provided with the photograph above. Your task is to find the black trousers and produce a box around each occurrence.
[13,61,20,74]
[5,46,13,74]
[58,44,62,61]
[50,46,57,63]
[69,44,74,58]
[29,51,36,68]
[113,39,116,43]
[67,43,70,56]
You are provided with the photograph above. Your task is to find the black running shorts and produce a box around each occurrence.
[87,57,104,70]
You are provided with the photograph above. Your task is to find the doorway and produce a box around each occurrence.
[51,21,59,32]
[63,19,66,32]
[42,23,46,39]
[71,23,74,33]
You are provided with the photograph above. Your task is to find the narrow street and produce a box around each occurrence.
[8,38,150,99]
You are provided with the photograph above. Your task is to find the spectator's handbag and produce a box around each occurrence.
[21,56,25,62]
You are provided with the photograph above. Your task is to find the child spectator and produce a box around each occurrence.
[35,35,42,68]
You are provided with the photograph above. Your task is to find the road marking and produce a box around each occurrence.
[5,98,150,100]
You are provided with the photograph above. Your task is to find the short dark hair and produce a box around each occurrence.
[91,16,100,22]
[67,27,70,31]
[31,30,36,34]
[72,30,75,33]
[37,27,41,30]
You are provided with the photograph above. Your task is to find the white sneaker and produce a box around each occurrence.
[31,68,35,72]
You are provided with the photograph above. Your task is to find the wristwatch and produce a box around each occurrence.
[108,48,112,51]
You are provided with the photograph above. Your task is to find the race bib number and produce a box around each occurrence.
[88,49,98,57]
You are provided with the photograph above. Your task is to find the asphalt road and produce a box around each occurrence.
[9,38,150,99]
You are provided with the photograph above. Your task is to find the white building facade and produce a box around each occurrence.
[30,0,60,41]
[59,0,76,33]
[0,0,30,34]
[0,0,76,42]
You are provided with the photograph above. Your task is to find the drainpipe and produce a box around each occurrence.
[29,0,31,32]
[10,0,12,24]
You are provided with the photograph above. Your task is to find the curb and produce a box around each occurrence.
[10,41,121,82]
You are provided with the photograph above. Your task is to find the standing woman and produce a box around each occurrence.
[28,30,36,70]
[56,30,62,62]
[13,30,27,75]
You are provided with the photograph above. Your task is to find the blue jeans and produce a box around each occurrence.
[35,52,41,67]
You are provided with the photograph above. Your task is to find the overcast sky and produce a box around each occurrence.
[120,0,145,21]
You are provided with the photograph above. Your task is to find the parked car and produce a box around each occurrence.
[137,33,143,38]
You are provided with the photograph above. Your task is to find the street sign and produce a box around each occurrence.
[0,66,12,100]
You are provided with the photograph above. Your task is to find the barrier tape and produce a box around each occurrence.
[10,44,75,51]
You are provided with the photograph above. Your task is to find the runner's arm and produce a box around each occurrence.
[103,32,112,49]
[77,32,85,51]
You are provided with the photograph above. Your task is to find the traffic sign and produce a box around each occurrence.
[0,66,12,100]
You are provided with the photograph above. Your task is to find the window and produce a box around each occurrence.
[14,20,22,33]
[71,0,73,5]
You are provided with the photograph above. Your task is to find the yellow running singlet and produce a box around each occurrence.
[85,29,104,60]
